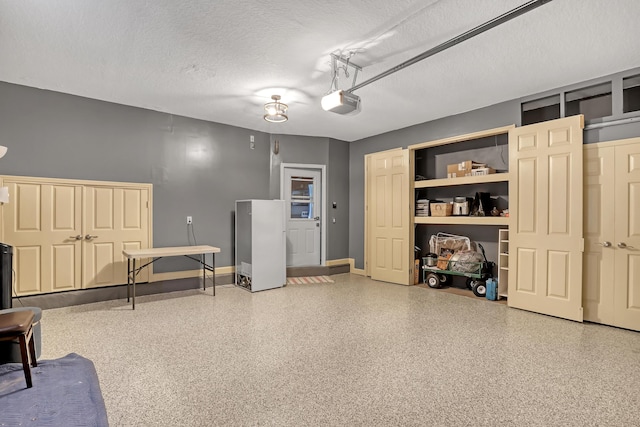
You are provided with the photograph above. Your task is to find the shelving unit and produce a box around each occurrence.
[497,228,509,300]
[409,125,514,293]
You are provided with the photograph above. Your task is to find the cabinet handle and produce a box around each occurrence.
[598,241,612,248]
[69,235,83,240]
[85,234,99,240]
[617,242,627,249]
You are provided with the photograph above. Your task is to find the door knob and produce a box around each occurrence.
[69,235,83,240]
[617,242,627,249]
[314,216,320,220]
[598,241,612,247]
[85,234,99,240]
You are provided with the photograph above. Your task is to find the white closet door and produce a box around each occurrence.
[508,115,584,321]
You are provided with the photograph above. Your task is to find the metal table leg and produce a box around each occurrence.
[127,258,131,302]
[132,258,136,310]
[212,253,216,296]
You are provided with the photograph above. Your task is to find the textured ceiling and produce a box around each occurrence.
[1,0,639,142]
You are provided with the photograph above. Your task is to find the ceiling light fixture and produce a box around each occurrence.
[0,145,6,159]
[264,95,288,123]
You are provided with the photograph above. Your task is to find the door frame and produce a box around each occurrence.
[280,163,327,266]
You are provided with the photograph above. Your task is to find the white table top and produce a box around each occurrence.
[122,245,221,259]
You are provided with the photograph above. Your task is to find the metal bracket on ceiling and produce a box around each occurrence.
[329,52,362,93]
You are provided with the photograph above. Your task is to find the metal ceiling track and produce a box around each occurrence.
[347,0,554,94]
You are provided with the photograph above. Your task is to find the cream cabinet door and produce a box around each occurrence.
[366,149,410,285]
[2,180,83,295]
[508,115,584,321]
[83,186,150,288]
[613,142,640,330]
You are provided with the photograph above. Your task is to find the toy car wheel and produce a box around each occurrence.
[426,273,442,289]
[438,274,449,285]
[472,280,487,297]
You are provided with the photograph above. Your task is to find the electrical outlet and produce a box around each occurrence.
[186,216,193,224]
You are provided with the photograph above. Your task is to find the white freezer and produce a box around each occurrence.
[235,199,286,292]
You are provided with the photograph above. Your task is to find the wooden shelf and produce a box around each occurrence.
[414,216,510,225]
[414,173,510,189]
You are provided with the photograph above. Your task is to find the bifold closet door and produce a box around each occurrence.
[366,149,410,285]
[83,186,150,288]
[613,142,640,330]
[583,146,615,325]
[2,180,83,295]
[508,115,584,322]
[583,139,640,332]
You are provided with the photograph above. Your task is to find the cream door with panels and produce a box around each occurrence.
[583,145,615,325]
[2,180,83,294]
[584,139,640,331]
[508,115,585,322]
[613,142,640,330]
[0,176,151,296]
[366,149,410,285]
[83,185,150,288]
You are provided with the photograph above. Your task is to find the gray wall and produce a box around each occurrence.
[328,138,350,260]
[0,82,349,273]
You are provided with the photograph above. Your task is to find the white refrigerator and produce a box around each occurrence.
[235,199,286,292]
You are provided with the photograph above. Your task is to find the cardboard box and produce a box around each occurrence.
[470,167,496,176]
[430,202,453,217]
[447,160,486,178]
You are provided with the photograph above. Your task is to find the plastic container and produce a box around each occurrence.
[485,278,497,301]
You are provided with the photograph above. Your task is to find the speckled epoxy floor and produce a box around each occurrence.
[39,273,640,426]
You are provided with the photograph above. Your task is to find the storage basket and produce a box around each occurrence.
[430,203,452,217]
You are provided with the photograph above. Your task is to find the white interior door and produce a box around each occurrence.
[284,168,321,266]
[366,149,410,285]
[508,115,584,321]
[613,141,640,330]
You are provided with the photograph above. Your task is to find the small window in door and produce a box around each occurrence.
[290,176,314,219]
[565,82,612,121]
[521,94,561,125]
[623,74,640,113]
